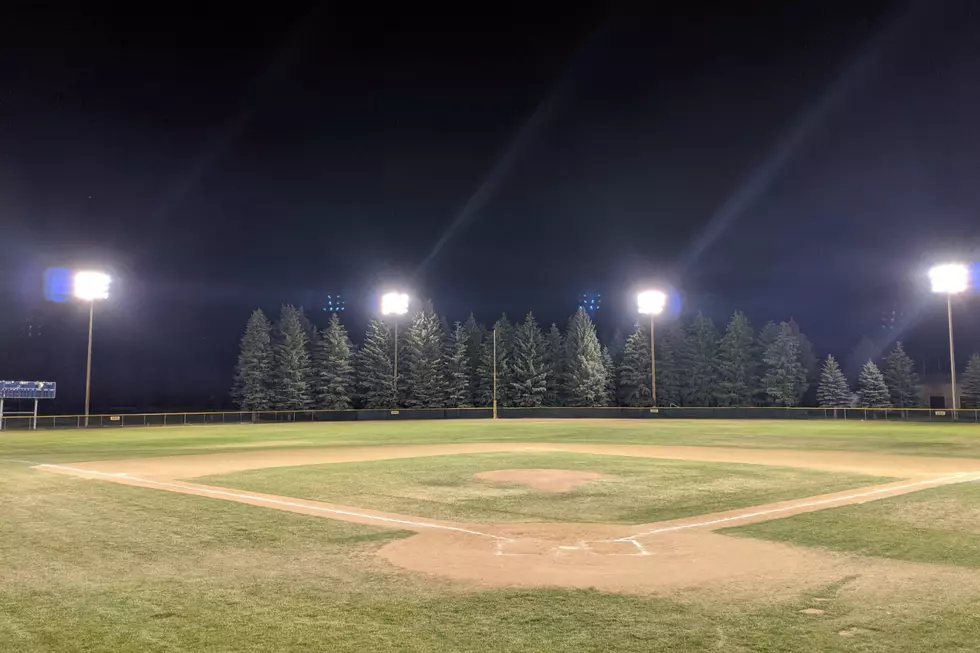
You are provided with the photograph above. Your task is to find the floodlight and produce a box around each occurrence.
[929,264,968,294]
[74,271,111,301]
[381,292,409,316]
[637,289,667,315]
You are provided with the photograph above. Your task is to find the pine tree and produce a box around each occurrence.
[463,314,486,406]
[402,302,446,408]
[601,346,617,406]
[754,321,781,403]
[562,308,608,406]
[857,360,891,408]
[489,315,516,407]
[314,313,354,409]
[883,342,919,408]
[445,322,472,408]
[618,323,652,407]
[788,319,818,402]
[298,308,320,397]
[961,353,980,409]
[273,305,313,410]
[716,311,756,406]
[817,354,851,408]
[544,323,565,406]
[510,313,548,407]
[655,322,683,407]
[608,329,626,363]
[762,322,806,407]
[680,313,720,406]
[232,309,274,410]
[475,338,495,408]
[845,335,878,385]
[357,318,396,408]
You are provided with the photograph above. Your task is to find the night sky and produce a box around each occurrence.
[2,0,979,411]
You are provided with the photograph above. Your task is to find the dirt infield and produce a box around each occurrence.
[37,443,980,596]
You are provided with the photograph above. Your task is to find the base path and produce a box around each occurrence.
[37,443,980,596]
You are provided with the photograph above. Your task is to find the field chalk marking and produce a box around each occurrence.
[620,472,980,541]
[37,464,512,542]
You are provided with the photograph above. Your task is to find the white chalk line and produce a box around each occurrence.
[618,472,980,541]
[37,464,512,542]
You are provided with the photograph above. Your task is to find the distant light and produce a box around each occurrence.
[73,271,111,301]
[637,289,667,315]
[381,292,409,316]
[929,264,969,294]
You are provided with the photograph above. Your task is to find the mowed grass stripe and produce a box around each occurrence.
[195,452,891,525]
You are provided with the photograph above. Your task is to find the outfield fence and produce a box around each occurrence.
[1,406,979,430]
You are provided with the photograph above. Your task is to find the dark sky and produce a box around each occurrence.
[2,0,980,409]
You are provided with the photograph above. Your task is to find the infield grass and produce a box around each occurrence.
[196,452,889,524]
[726,480,980,569]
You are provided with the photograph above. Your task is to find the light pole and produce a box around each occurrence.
[380,292,409,404]
[73,271,110,426]
[637,290,667,407]
[929,264,969,414]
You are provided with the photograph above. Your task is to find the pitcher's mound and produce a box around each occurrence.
[475,469,606,492]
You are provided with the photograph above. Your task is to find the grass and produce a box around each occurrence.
[4,458,980,652]
[4,418,980,463]
[5,419,980,651]
[196,451,889,524]
[725,480,980,568]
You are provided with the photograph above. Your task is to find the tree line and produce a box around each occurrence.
[232,303,980,411]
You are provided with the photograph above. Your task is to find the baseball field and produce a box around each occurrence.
[4,419,980,651]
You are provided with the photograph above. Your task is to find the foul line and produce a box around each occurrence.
[37,464,511,542]
[620,473,980,541]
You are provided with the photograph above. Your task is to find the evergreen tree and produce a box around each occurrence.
[314,313,354,409]
[297,308,320,396]
[544,323,565,406]
[816,354,851,408]
[618,323,652,407]
[510,313,548,407]
[402,302,446,408]
[961,353,980,409]
[232,309,274,410]
[601,346,617,406]
[655,322,684,406]
[273,305,313,410]
[463,314,486,405]
[789,319,818,402]
[883,342,919,408]
[754,321,781,403]
[762,322,806,406]
[857,360,891,408]
[680,313,720,406]
[716,311,756,406]
[845,335,879,385]
[757,321,781,352]
[445,322,472,408]
[608,329,627,363]
[357,318,396,408]
[490,315,516,407]
[562,308,608,406]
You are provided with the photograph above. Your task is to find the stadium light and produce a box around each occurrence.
[379,292,410,405]
[930,264,969,414]
[637,290,667,408]
[73,271,111,426]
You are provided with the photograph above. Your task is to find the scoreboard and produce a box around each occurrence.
[0,381,57,400]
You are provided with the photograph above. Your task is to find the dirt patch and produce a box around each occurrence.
[36,442,980,598]
[475,469,606,492]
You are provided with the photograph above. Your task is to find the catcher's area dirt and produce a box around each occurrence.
[38,442,980,597]
[475,468,606,492]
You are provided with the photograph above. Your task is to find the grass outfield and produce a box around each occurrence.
[4,419,980,652]
[196,451,888,524]
[726,480,980,568]
[4,418,980,462]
